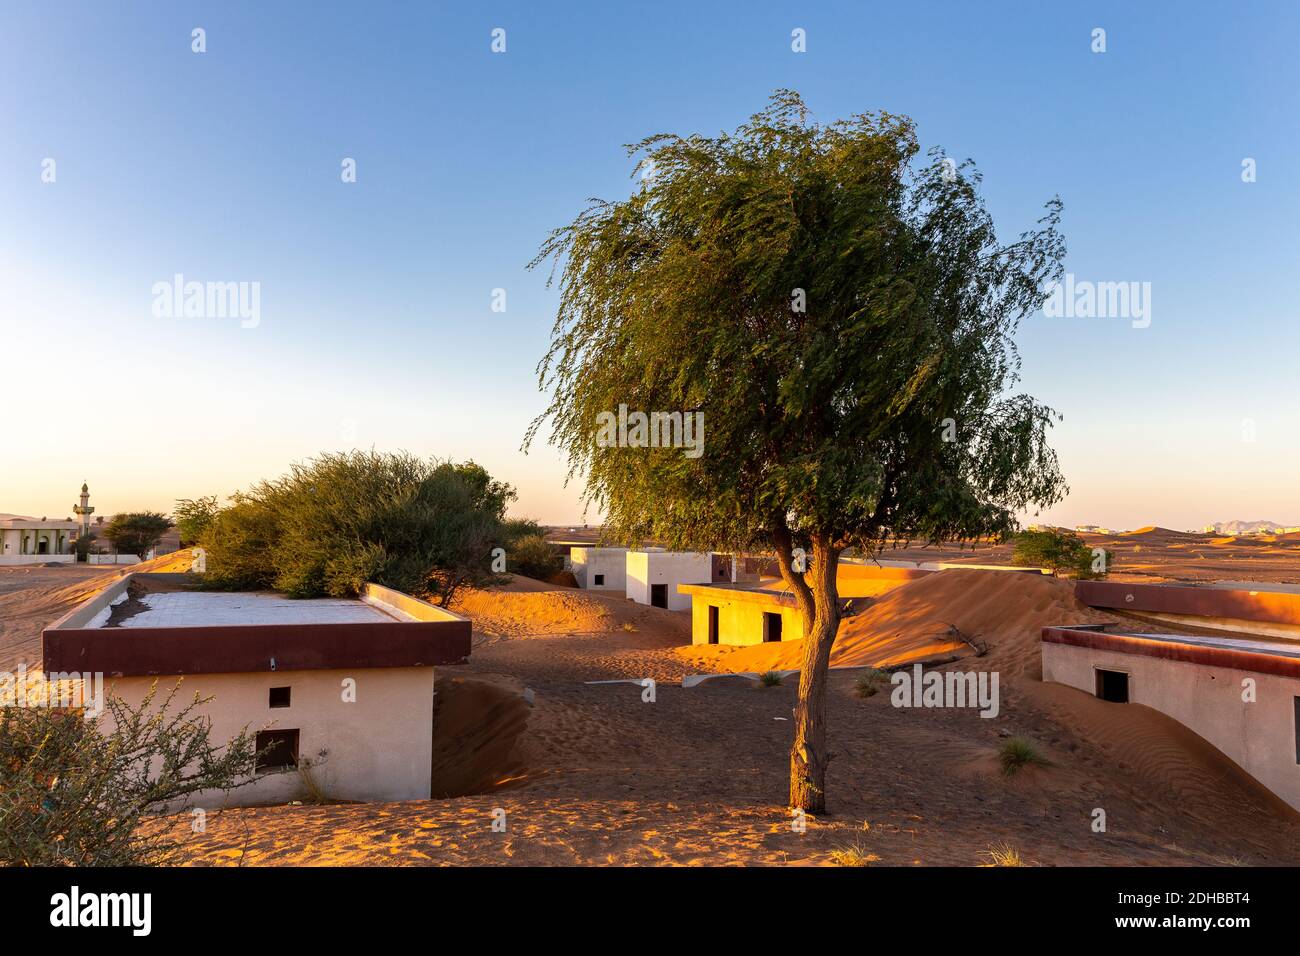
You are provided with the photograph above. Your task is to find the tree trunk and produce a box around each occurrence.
[787,534,841,813]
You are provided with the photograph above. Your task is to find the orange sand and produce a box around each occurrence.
[9,560,1300,866]
[679,568,1112,675]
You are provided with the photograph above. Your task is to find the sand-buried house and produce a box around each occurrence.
[42,573,471,808]
[1046,581,1300,813]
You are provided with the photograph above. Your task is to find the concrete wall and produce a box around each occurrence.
[570,547,628,592]
[102,666,436,808]
[684,587,803,647]
[626,550,711,611]
[0,554,75,566]
[1042,636,1300,812]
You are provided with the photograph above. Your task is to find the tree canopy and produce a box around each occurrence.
[102,511,172,560]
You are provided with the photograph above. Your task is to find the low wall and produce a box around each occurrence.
[1042,625,1300,813]
[0,554,76,566]
[1075,580,1300,640]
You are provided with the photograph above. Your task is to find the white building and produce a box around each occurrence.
[626,549,713,610]
[1,482,96,565]
[0,518,78,565]
[570,547,628,592]
[1043,623,1300,813]
[44,576,472,807]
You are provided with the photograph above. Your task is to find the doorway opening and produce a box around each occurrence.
[1095,668,1129,703]
[763,612,783,643]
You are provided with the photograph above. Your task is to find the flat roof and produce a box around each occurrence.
[90,591,399,629]
[1042,625,1300,680]
[43,576,471,677]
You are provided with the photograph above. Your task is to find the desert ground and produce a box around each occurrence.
[5,540,1300,867]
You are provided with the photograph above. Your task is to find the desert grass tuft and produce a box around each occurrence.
[982,843,1025,867]
[829,839,881,867]
[999,737,1048,776]
[855,668,889,698]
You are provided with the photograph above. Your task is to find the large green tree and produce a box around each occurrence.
[528,92,1068,812]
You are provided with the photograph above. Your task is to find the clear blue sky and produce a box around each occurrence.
[2,1,1298,530]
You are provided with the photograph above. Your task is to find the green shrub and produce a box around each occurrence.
[759,671,783,687]
[200,450,514,605]
[173,495,221,547]
[509,533,563,580]
[0,684,255,865]
[1012,528,1110,579]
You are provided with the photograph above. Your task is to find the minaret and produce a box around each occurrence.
[73,481,94,537]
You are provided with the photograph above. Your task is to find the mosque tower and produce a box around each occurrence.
[73,481,94,537]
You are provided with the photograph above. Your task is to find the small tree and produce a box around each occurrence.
[173,495,221,547]
[0,684,255,865]
[1013,528,1109,578]
[102,511,172,560]
[72,531,97,562]
[530,92,1067,812]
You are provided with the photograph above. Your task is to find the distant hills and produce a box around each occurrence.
[1205,520,1294,535]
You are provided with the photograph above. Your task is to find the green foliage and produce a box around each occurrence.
[72,532,96,562]
[501,517,547,546]
[508,533,563,580]
[1012,528,1109,578]
[759,670,784,687]
[173,495,221,547]
[0,683,256,865]
[102,511,172,560]
[999,737,1047,776]
[855,668,889,698]
[199,450,515,604]
[528,90,1068,561]
[528,90,1069,810]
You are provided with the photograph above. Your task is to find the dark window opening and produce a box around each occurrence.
[1294,698,1300,764]
[593,573,605,586]
[763,612,783,643]
[708,605,719,645]
[269,686,291,708]
[255,729,299,773]
[651,583,668,608]
[1095,669,1129,703]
